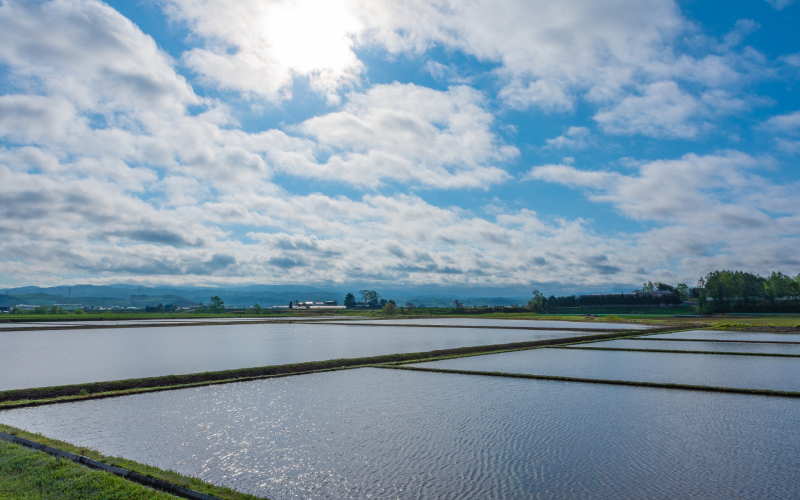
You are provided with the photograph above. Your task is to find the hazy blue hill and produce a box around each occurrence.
[1,285,135,299]
[226,284,326,293]
[0,283,531,309]
[191,290,342,307]
[127,294,199,307]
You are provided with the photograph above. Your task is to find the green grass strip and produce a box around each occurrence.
[0,328,687,409]
[0,318,345,333]
[0,425,260,500]
[0,439,178,500]
[378,365,800,399]
[303,322,634,333]
[632,337,800,345]
[558,346,800,358]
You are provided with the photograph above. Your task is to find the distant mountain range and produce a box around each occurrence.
[0,284,533,308]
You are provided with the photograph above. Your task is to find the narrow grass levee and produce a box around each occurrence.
[0,327,687,409]
[557,346,800,358]
[0,439,179,499]
[304,322,639,333]
[0,425,261,500]
[633,337,800,345]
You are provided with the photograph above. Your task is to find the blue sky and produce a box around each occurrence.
[0,0,798,294]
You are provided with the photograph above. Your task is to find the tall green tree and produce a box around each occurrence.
[674,283,689,301]
[527,290,544,312]
[699,270,767,312]
[209,296,225,313]
[344,293,356,309]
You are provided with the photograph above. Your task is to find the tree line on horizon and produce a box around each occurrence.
[525,270,800,313]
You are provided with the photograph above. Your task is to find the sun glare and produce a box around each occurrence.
[264,0,362,75]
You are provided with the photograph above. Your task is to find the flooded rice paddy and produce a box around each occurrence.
[1,325,797,499]
[0,323,588,391]
[2,367,798,499]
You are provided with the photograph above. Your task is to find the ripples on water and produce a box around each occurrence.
[1,368,798,499]
[0,324,589,391]
[411,347,800,391]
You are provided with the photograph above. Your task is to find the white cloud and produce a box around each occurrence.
[0,0,198,113]
[593,81,704,138]
[525,152,779,221]
[289,83,517,188]
[763,0,797,10]
[762,110,800,132]
[424,61,473,84]
[761,109,800,153]
[0,0,797,289]
[160,0,364,101]
[524,152,800,276]
[356,0,685,106]
[545,127,591,150]
[159,0,767,121]
[593,82,757,138]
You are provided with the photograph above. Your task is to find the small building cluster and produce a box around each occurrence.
[271,300,344,310]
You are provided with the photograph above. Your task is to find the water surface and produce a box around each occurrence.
[1,368,797,499]
[410,348,800,391]
[0,324,587,391]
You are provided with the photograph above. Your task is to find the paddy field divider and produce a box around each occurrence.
[0,424,262,500]
[0,430,222,500]
[631,337,800,345]
[555,345,800,357]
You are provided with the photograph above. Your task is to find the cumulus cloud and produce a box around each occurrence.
[159,0,768,126]
[355,0,685,107]
[525,152,800,274]
[761,109,800,153]
[288,83,517,188]
[594,82,703,138]
[159,0,364,101]
[593,82,755,138]
[0,0,198,113]
[0,0,522,286]
[763,0,797,10]
[545,127,592,150]
[0,0,796,289]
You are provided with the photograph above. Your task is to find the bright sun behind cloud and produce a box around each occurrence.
[265,0,361,74]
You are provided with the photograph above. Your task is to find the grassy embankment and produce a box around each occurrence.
[0,425,261,500]
[0,439,179,500]
[562,345,800,358]
[0,310,328,322]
